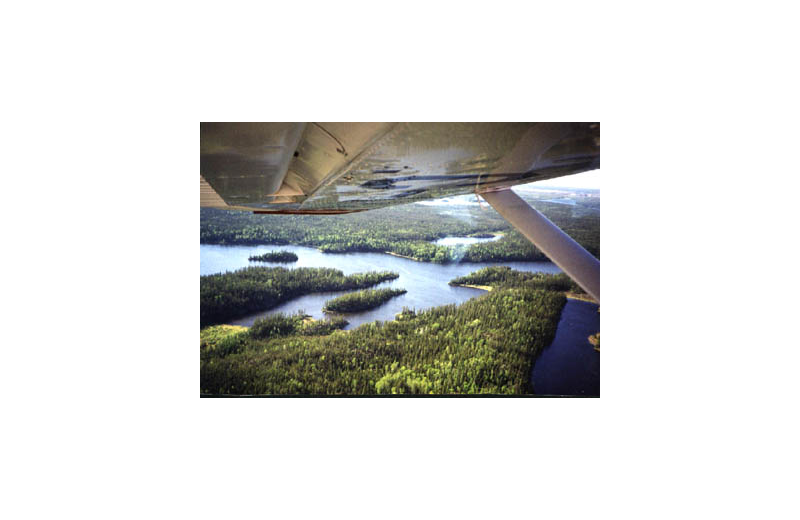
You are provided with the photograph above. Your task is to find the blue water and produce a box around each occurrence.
[531,299,600,396]
[200,243,561,330]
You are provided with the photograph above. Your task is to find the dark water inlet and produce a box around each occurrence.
[531,299,600,396]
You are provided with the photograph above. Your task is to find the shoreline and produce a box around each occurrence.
[452,283,598,305]
[202,242,553,266]
[384,251,423,262]
[451,283,493,292]
[565,292,599,304]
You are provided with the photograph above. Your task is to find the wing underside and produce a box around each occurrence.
[200,122,599,213]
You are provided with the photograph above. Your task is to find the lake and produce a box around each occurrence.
[200,242,599,396]
[201,243,561,328]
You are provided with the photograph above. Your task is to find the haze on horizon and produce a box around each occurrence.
[528,169,600,190]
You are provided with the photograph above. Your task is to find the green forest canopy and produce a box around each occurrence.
[323,288,407,313]
[248,250,298,263]
[201,270,568,395]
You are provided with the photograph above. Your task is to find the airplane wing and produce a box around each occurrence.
[201,122,600,302]
[200,122,599,213]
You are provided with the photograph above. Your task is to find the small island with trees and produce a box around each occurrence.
[323,288,408,313]
[248,251,298,263]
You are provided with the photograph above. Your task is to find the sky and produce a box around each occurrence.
[417,168,601,206]
[528,169,601,189]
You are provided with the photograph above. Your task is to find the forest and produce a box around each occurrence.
[200,270,568,395]
[200,192,599,263]
[200,266,398,327]
[450,266,584,293]
[248,251,298,263]
[248,313,349,340]
[323,288,407,313]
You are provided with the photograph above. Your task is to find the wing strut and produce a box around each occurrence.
[479,188,600,303]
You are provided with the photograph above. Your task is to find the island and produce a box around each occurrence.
[248,251,298,263]
[323,288,407,313]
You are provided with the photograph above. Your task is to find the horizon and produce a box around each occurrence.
[529,169,601,190]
